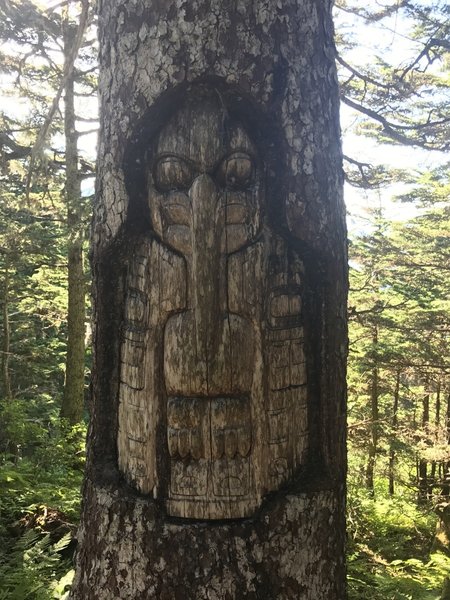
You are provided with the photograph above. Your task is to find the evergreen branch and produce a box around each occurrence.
[25,0,90,202]
[387,116,450,132]
[0,0,61,38]
[0,132,31,160]
[341,93,449,150]
[400,37,450,80]
[347,269,374,293]
[342,154,392,189]
[337,55,392,91]
[75,128,98,137]
[348,418,389,431]
[348,300,410,319]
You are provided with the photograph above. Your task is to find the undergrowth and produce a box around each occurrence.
[347,477,450,599]
[0,396,85,599]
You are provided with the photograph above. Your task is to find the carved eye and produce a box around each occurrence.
[154,156,194,192]
[217,153,254,190]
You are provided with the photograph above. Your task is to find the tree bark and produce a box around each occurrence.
[60,16,86,425]
[71,0,347,598]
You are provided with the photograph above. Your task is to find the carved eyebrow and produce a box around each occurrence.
[215,151,255,174]
[213,149,255,172]
[153,150,255,173]
[218,149,253,161]
[153,153,196,167]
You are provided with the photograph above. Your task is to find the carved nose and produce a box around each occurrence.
[189,174,218,241]
[188,174,224,375]
[163,176,254,397]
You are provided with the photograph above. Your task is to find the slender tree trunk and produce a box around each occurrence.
[60,15,86,425]
[436,381,442,426]
[418,390,430,504]
[430,380,441,494]
[366,325,379,494]
[71,1,347,597]
[1,261,12,399]
[389,369,400,496]
[1,259,18,461]
[443,389,450,498]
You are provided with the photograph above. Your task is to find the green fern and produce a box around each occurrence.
[0,530,73,600]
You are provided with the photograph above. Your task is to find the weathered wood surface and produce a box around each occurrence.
[117,90,310,520]
[71,0,347,596]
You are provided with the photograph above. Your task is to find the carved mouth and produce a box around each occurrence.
[167,396,252,460]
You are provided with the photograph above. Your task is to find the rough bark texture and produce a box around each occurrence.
[72,481,345,599]
[71,0,347,597]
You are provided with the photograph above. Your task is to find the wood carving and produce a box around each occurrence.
[118,87,308,519]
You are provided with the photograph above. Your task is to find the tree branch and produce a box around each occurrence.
[25,0,90,201]
[341,93,449,150]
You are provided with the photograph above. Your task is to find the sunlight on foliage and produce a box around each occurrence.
[348,483,449,600]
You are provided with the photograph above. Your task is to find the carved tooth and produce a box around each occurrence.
[238,427,252,457]
[212,428,225,459]
[225,429,237,459]
[167,429,178,458]
[167,397,181,427]
[190,428,203,460]
[178,429,190,459]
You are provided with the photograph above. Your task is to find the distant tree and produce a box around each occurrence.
[347,165,450,500]
[0,0,96,422]
[60,2,90,424]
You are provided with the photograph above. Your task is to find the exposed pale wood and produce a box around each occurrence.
[116,90,313,519]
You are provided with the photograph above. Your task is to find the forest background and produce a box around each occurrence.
[0,1,448,598]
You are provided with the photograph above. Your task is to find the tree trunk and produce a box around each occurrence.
[1,261,12,399]
[60,16,86,425]
[418,390,430,504]
[388,369,400,496]
[365,326,379,494]
[444,390,450,498]
[71,1,347,598]
[430,380,441,493]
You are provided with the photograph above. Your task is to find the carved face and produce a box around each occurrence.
[146,98,264,518]
[148,96,262,256]
[118,90,308,520]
